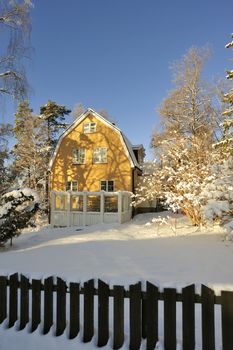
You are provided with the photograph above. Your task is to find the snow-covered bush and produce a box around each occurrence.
[135,134,216,226]
[0,188,40,246]
[201,158,233,238]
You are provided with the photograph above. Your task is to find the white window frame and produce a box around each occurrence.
[93,147,107,164]
[73,148,85,164]
[66,181,78,191]
[83,122,97,134]
[100,180,114,192]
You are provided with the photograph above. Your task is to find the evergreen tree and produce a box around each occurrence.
[0,123,12,194]
[39,100,71,212]
[12,101,46,194]
[217,34,233,155]
[0,188,39,246]
[201,34,233,238]
[40,100,71,155]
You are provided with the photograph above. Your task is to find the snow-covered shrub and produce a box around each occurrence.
[201,158,233,238]
[0,188,40,246]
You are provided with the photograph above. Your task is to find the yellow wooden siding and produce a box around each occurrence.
[50,114,133,192]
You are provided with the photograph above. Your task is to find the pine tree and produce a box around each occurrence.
[200,34,233,237]
[218,34,233,155]
[12,101,46,194]
[0,123,12,194]
[40,100,71,155]
[39,100,71,212]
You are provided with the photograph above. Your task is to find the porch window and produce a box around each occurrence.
[55,194,68,210]
[87,195,100,212]
[83,122,96,133]
[73,149,85,164]
[100,180,114,192]
[66,181,78,191]
[93,148,107,163]
[104,196,118,212]
[71,195,83,211]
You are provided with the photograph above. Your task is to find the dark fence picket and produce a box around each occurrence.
[129,282,141,350]
[142,298,147,339]
[8,273,18,328]
[19,275,29,330]
[182,284,195,350]
[31,279,41,332]
[56,277,67,336]
[69,282,80,339]
[0,276,7,324]
[164,288,176,350]
[113,285,124,350]
[146,282,158,350]
[221,291,233,350]
[43,276,54,334]
[202,284,215,350]
[98,279,109,347]
[83,279,95,343]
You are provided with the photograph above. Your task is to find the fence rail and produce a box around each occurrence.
[0,273,233,350]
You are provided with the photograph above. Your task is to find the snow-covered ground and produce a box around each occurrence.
[0,212,232,350]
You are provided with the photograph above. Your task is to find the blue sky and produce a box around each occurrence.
[1,0,233,158]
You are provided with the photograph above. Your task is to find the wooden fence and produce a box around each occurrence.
[0,273,233,350]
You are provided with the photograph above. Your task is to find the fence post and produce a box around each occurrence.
[113,285,125,350]
[67,192,71,227]
[100,192,105,224]
[8,273,18,328]
[0,276,7,324]
[83,192,87,226]
[50,191,55,226]
[201,285,215,350]
[98,279,109,347]
[164,288,176,350]
[222,290,233,350]
[118,192,122,224]
[19,275,29,330]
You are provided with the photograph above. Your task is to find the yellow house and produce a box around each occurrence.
[49,108,144,195]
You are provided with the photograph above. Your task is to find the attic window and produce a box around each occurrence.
[83,122,96,133]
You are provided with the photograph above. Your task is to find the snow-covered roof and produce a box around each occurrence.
[49,108,142,170]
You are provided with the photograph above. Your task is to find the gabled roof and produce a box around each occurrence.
[49,108,142,170]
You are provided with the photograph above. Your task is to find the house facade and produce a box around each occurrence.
[49,108,144,195]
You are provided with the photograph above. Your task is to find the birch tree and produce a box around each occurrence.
[136,47,222,225]
[0,0,32,100]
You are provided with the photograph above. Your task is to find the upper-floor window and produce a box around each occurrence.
[66,181,78,191]
[100,180,114,192]
[93,147,107,163]
[83,122,96,133]
[73,149,85,164]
